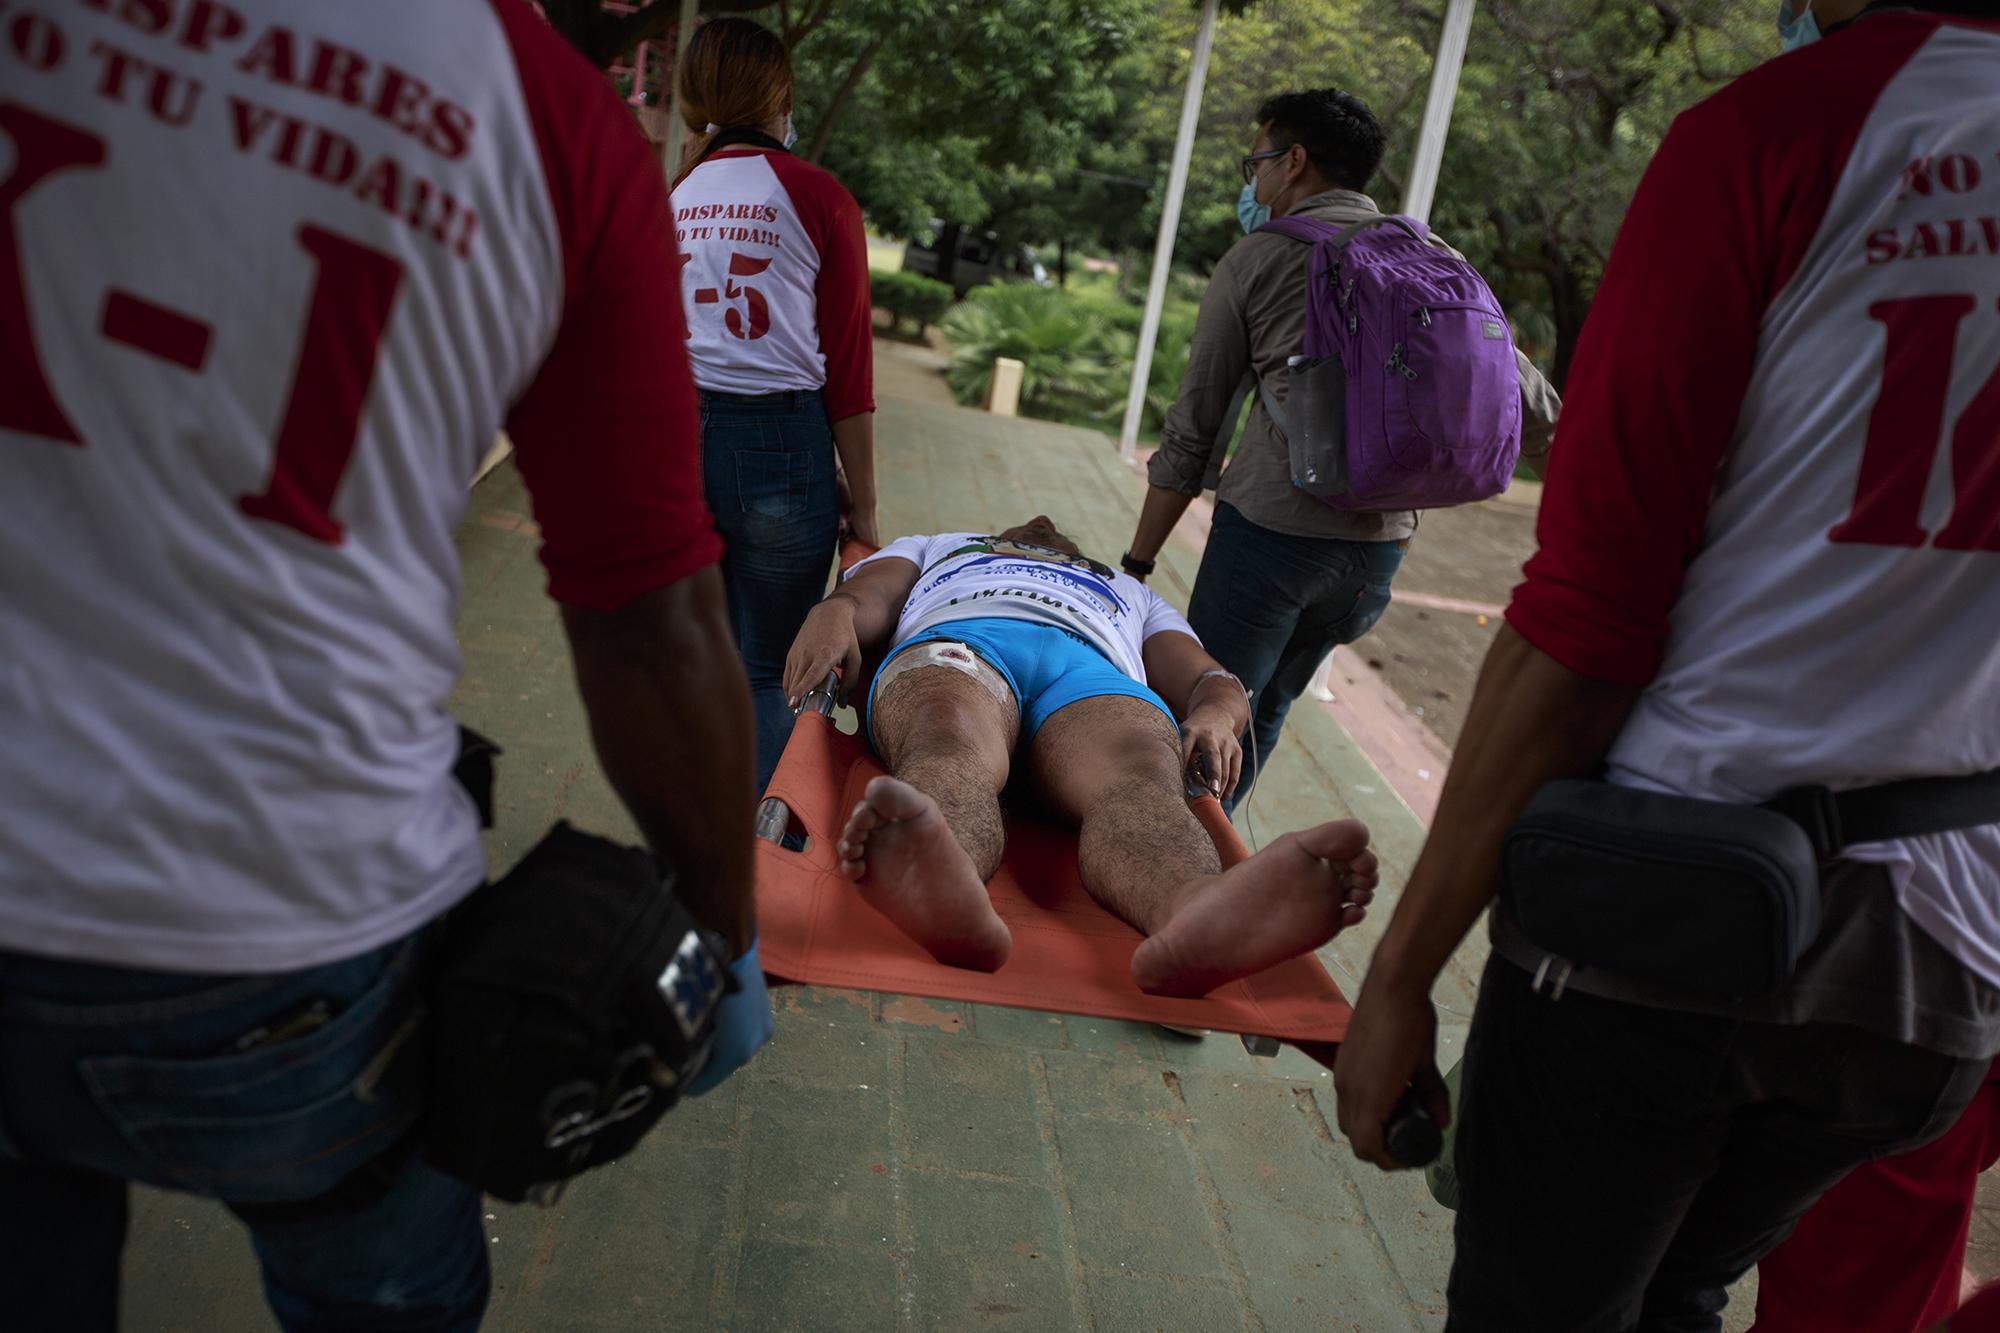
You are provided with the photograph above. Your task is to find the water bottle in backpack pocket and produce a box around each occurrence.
[1261,354,1349,497]
[1256,213,1522,510]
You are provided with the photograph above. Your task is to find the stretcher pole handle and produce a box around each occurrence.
[799,671,841,718]
[760,674,842,850]
[1275,1037,1443,1168]
[1386,1085,1443,1167]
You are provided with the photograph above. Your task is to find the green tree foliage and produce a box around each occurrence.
[794,0,1152,283]
[1424,0,1769,384]
[1097,0,1431,275]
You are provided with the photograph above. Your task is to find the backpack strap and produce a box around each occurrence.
[1244,216,1342,441]
[1253,212,1430,248]
[1256,377,1287,436]
[1327,213,1429,248]
[1253,215,1341,245]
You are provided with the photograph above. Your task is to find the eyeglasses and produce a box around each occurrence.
[1239,148,1287,186]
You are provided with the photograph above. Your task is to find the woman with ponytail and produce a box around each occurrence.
[672,17,877,791]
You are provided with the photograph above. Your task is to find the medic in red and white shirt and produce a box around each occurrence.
[669,17,877,791]
[1326,1,2000,1325]
[0,2,763,1320]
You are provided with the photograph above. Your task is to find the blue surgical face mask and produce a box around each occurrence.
[1776,0,1819,51]
[782,113,798,150]
[1237,181,1271,234]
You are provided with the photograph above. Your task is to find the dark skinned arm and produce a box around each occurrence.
[780,556,921,705]
[560,565,756,954]
[1332,624,1640,1166]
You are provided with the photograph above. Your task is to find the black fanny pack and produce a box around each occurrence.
[1503,769,2000,999]
[422,818,735,1203]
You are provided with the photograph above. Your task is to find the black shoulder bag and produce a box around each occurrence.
[1503,769,2000,999]
[425,732,735,1202]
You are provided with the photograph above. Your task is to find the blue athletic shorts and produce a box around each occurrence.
[868,616,1175,746]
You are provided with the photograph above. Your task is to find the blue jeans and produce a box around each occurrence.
[701,388,841,791]
[0,932,486,1332]
[1186,502,1405,811]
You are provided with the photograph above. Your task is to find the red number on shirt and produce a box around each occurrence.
[237,226,404,544]
[1828,294,2000,552]
[723,251,772,341]
[1933,299,2000,553]
[0,103,106,445]
[0,102,405,547]
[678,251,695,341]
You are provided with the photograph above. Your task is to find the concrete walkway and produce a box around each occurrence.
[117,367,1773,1330]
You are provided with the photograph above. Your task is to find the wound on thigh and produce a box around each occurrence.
[876,642,1017,716]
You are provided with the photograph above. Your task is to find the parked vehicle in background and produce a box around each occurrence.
[902,219,1050,296]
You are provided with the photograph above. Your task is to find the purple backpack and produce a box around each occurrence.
[1256,215,1521,510]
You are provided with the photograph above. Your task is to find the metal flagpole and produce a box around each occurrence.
[661,0,701,180]
[1399,0,1476,225]
[1116,0,1221,462]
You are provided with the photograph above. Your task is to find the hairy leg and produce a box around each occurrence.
[1031,695,1379,997]
[1027,695,1220,930]
[836,659,1017,970]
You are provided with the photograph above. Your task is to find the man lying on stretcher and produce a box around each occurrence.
[780,516,1379,997]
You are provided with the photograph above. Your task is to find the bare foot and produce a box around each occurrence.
[837,776,1012,972]
[1131,820,1378,998]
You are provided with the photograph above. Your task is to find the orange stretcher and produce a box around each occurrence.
[752,679,1351,1063]
[744,541,1445,1161]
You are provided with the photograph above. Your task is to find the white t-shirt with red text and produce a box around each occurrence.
[672,147,874,421]
[1507,11,2000,987]
[0,0,719,972]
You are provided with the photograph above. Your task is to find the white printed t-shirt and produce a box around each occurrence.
[850,534,1197,682]
[672,148,874,421]
[1506,10,2000,995]
[0,0,719,972]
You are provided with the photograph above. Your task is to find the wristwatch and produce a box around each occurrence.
[1120,550,1156,577]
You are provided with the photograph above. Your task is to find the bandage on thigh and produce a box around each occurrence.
[876,640,1017,714]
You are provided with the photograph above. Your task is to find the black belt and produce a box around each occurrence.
[698,387,821,408]
[1765,768,2000,860]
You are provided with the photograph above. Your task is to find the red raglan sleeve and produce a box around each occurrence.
[1505,27,1927,684]
[492,2,721,612]
[772,156,874,422]
[1504,97,1765,685]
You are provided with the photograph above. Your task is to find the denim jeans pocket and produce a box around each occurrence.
[1342,575,1395,639]
[734,449,811,521]
[1328,542,1402,641]
[75,956,424,1203]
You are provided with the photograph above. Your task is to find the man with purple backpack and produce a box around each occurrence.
[1122,88,1560,812]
